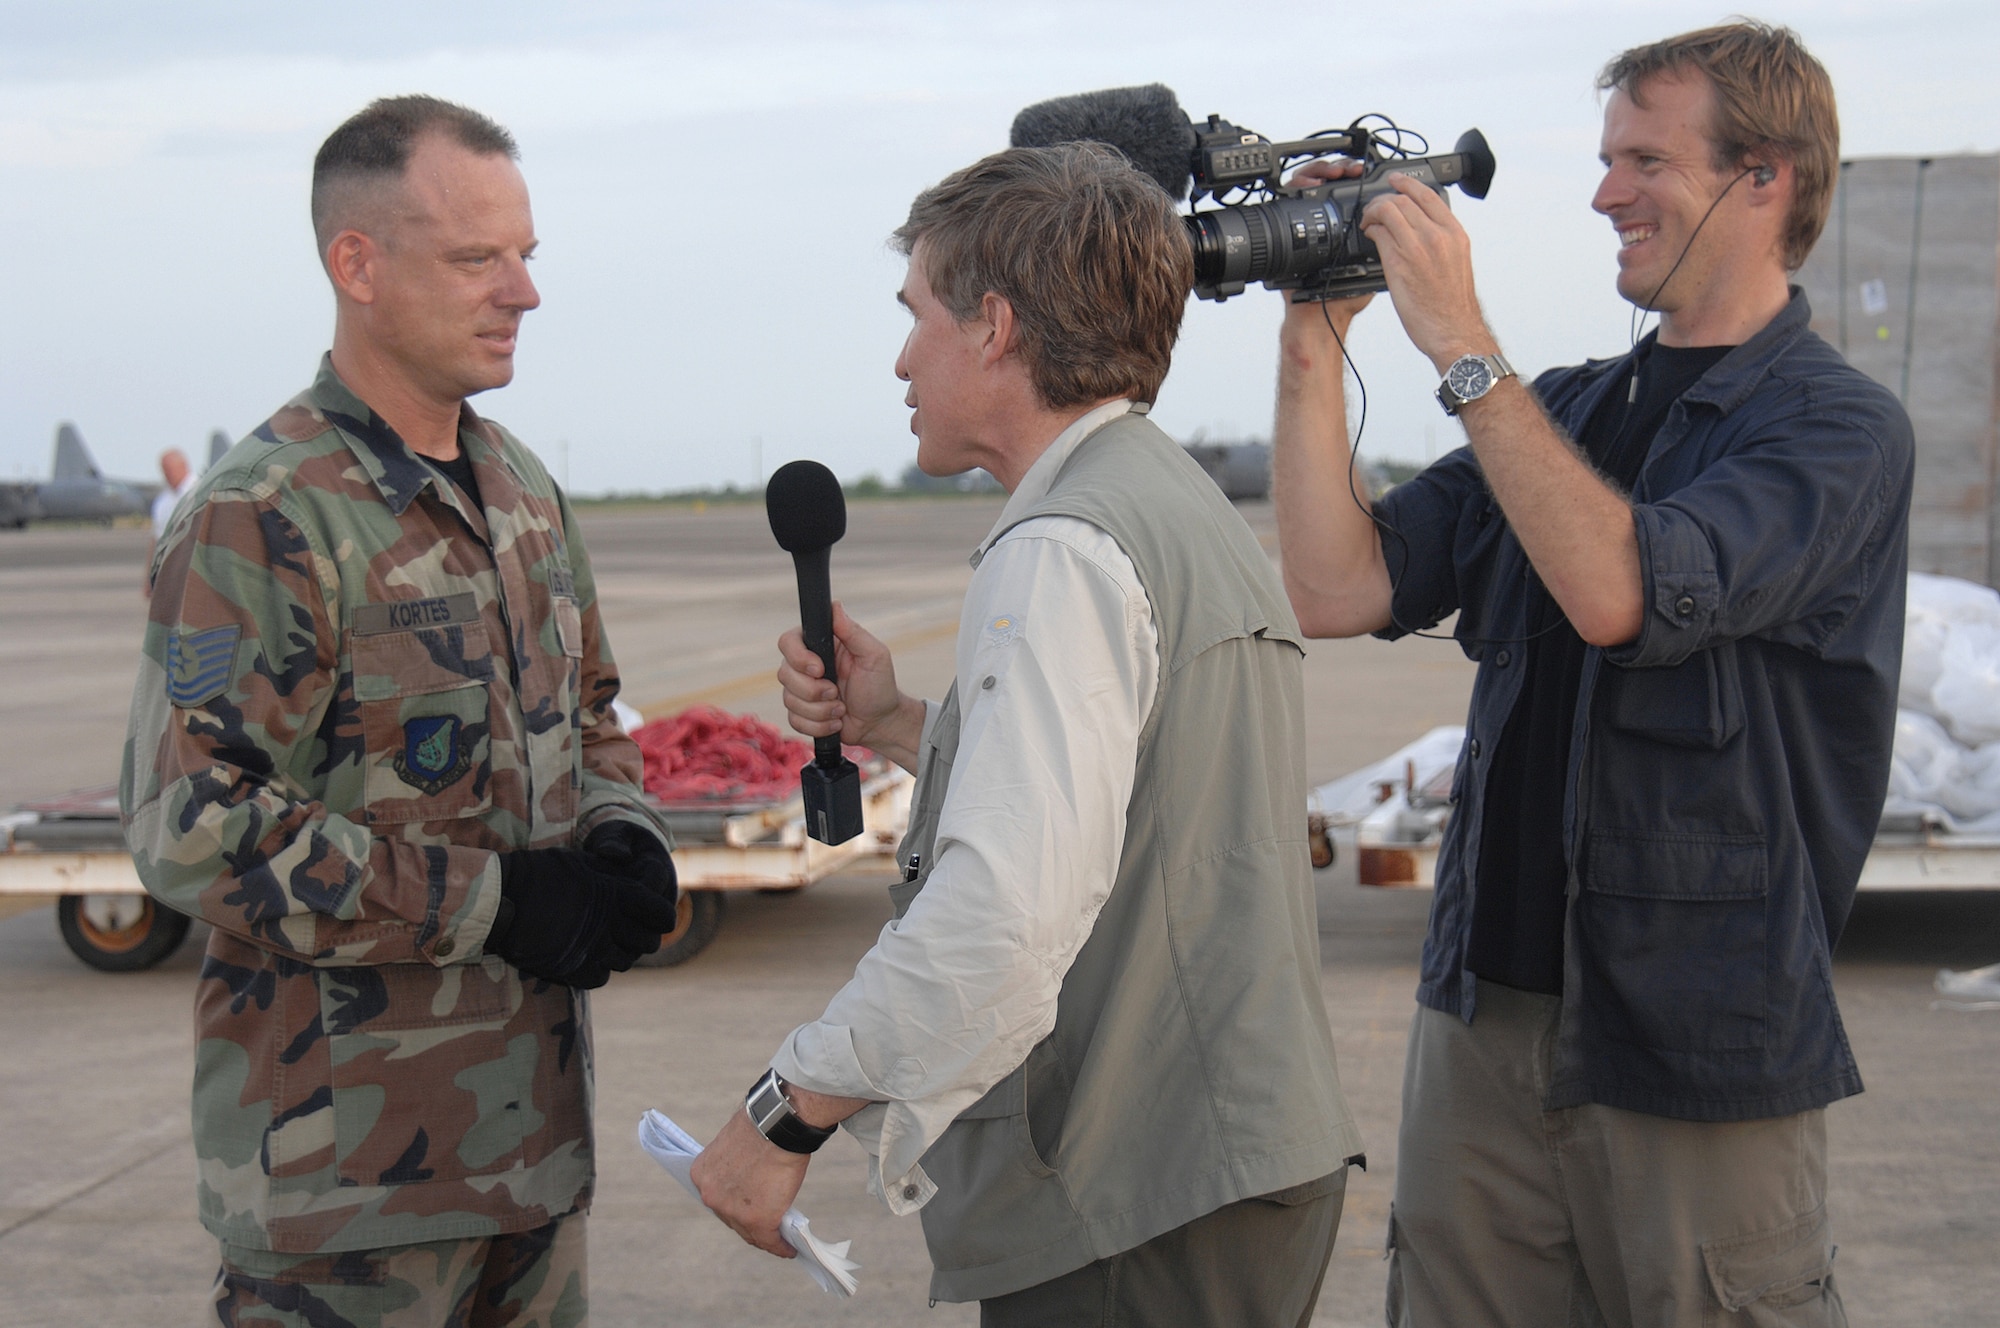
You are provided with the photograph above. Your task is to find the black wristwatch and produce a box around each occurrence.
[745,1068,837,1155]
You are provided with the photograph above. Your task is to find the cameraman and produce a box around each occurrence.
[1271,22,1910,1325]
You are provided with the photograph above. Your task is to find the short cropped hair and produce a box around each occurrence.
[310,95,518,254]
[1599,21,1839,271]
[892,143,1192,410]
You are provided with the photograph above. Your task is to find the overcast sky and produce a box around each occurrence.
[2,0,1994,494]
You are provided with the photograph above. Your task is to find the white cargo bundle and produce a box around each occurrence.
[1331,571,2000,894]
[1888,573,2000,831]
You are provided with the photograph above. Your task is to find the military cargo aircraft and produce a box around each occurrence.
[0,424,159,528]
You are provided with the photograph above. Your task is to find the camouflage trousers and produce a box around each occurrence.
[212,1214,586,1328]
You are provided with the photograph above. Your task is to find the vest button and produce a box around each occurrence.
[435,936,455,958]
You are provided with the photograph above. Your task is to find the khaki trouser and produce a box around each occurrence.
[980,1170,1347,1328]
[213,1214,585,1328]
[1389,981,1845,1328]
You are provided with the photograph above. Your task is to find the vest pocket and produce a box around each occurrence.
[1580,830,1769,1051]
[890,688,959,921]
[920,1064,1079,1273]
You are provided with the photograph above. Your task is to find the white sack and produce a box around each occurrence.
[1883,574,2000,827]
[1934,620,2000,745]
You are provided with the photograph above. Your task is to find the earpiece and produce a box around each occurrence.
[1752,165,1776,187]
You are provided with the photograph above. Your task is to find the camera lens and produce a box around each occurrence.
[1186,195,1350,300]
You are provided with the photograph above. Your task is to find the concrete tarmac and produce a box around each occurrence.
[1,501,1996,1325]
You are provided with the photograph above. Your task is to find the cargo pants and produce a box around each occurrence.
[1387,981,1845,1327]
[212,1213,585,1328]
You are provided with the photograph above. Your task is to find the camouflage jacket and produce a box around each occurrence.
[122,358,670,1254]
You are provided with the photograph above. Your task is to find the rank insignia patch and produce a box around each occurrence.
[164,625,240,708]
[394,714,473,795]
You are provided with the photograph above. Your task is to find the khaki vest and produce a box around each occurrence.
[898,413,1361,1302]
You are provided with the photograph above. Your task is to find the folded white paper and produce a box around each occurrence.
[637,1109,861,1296]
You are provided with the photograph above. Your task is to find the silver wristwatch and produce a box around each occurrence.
[745,1067,836,1154]
[1435,353,1516,416]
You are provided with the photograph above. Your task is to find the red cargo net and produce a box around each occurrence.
[630,705,863,804]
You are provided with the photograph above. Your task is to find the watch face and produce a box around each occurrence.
[1447,357,1494,400]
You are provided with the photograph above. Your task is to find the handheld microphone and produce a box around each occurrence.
[1010,83,1196,201]
[765,460,865,846]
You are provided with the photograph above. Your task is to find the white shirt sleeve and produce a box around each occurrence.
[770,514,1158,1213]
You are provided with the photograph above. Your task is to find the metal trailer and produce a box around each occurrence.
[1325,730,2000,892]
[0,767,912,972]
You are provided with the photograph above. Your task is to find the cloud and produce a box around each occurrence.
[0,0,1994,487]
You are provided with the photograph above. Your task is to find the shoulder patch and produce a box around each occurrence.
[165,625,241,708]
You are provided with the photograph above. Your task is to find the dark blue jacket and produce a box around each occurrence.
[1377,290,1914,1121]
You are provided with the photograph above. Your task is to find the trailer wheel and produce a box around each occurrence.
[638,889,725,968]
[58,894,190,972]
[1308,813,1336,871]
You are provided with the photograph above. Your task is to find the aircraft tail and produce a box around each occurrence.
[208,429,231,469]
[53,423,102,482]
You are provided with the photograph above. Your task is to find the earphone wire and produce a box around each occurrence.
[1323,299,1570,646]
[1628,165,1758,348]
[1335,164,1762,647]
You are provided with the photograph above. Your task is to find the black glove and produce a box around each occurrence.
[489,828,678,988]
[584,820,678,909]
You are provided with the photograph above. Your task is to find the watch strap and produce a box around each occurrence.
[745,1068,837,1155]
[1436,353,1516,416]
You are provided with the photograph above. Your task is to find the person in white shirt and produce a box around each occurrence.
[143,447,196,597]
[690,142,1359,1325]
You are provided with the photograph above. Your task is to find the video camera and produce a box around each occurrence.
[1011,86,1496,303]
[1184,116,1495,302]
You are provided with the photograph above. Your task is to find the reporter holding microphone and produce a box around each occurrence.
[690,142,1362,1324]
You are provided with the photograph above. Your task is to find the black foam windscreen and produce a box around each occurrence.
[765,459,847,553]
[1010,84,1196,202]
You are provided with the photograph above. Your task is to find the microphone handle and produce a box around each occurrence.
[791,546,844,767]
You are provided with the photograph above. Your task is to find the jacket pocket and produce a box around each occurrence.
[1601,645,1744,749]
[1701,1205,1840,1324]
[319,958,526,1188]
[359,683,493,825]
[553,598,584,659]
[1580,830,1769,1052]
[353,623,495,826]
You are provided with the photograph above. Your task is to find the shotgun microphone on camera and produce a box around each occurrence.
[1010,83,1197,200]
[765,460,865,846]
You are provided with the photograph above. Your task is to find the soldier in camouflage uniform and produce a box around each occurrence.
[121,96,677,1327]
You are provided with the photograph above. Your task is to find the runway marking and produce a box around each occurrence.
[0,1118,188,1243]
[637,619,960,721]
